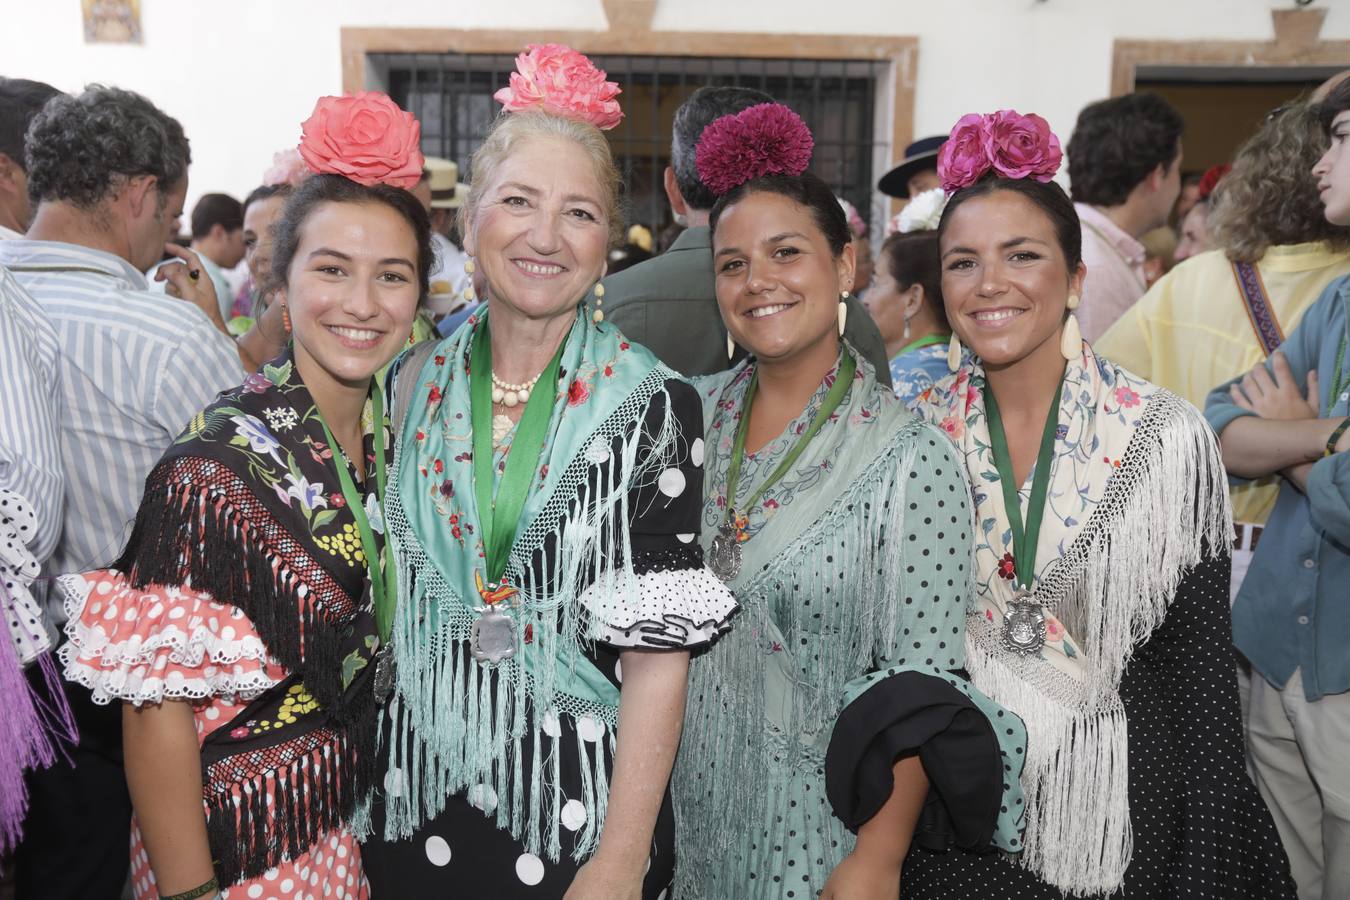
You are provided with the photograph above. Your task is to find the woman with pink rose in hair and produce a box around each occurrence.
[57,92,433,900]
[903,110,1295,898]
[359,45,735,899]
[670,102,1028,900]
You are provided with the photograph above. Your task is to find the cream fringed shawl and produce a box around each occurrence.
[912,343,1231,896]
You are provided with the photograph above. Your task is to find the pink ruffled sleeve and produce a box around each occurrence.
[58,571,284,706]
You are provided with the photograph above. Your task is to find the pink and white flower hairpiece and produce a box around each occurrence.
[937,109,1063,194]
[695,102,814,198]
[493,43,624,131]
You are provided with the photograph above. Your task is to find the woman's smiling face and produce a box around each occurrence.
[712,190,854,364]
[463,135,610,324]
[939,189,1084,369]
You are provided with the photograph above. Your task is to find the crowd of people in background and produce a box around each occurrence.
[1,46,1348,900]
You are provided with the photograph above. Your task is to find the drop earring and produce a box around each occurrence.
[462,257,476,304]
[1061,293,1082,361]
[902,315,911,342]
[947,332,962,372]
[592,282,605,324]
[727,331,736,361]
[837,290,850,337]
[281,301,291,335]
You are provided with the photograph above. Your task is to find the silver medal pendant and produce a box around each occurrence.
[1002,591,1047,654]
[372,644,396,702]
[709,520,742,582]
[470,605,519,665]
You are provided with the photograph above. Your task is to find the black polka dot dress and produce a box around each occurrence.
[900,551,1297,899]
[363,380,733,899]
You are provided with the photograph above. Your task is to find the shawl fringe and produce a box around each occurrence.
[381,370,677,863]
[115,464,348,713]
[206,702,378,884]
[674,422,923,896]
[965,391,1232,895]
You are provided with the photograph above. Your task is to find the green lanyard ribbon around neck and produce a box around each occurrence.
[725,351,858,532]
[318,388,397,641]
[983,374,1063,590]
[469,319,567,589]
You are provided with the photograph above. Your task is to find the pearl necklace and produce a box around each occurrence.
[491,370,542,408]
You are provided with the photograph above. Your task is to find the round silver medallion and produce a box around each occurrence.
[471,606,519,665]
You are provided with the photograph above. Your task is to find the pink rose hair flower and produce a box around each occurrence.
[493,43,624,131]
[983,110,1062,183]
[297,91,424,190]
[937,109,1063,194]
[696,102,814,197]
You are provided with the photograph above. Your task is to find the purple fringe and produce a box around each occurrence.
[0,577,76,853]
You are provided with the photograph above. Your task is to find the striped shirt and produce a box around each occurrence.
[0,264,63,562]
[0,240,243,625]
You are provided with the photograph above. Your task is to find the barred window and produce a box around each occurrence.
[374,52,888,233]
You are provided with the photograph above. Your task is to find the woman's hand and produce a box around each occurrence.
[563,854,643,900]
[1231,353,1319,420]
[820,849,902,900]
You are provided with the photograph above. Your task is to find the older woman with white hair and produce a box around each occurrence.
[360,45,735,899]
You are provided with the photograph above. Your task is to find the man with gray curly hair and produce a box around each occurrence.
[0,85,282,899]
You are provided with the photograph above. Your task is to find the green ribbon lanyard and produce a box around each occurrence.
[983,377,1063,590]
[725,351,858,528]
[892,333,948,359]
[318,388,397,641]
[469,320,567,587]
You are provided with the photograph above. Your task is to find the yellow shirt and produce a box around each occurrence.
[1097,242,1350,523]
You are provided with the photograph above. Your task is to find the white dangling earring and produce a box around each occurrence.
[902,315,911,342]
[727,331,736,361]
[591,282,605,325]
[462,257,476,303]
[1061,293,1081,361]
[947,332,963,372]
[837,290,849,337]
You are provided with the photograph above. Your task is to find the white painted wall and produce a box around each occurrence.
[2,0,1346,213]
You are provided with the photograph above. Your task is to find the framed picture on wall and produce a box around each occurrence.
[82,0,142,44]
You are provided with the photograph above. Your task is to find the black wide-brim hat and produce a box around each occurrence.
[878,135,947,198]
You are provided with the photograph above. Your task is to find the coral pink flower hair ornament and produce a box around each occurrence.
[493,43,624,130]
[696,102,814,197]
[297,91,424,190]
[936,109,1063,195]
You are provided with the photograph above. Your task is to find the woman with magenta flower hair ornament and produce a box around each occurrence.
[358,45,735,899]
[56,91,435,899]
[670,102,1028,900]
[903,110,1295,898]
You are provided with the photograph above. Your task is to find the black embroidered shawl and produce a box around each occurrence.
[115,349,385,885]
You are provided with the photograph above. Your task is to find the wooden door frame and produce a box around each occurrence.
[1111,8,1346,95]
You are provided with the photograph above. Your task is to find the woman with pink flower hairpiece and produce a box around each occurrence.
[57,91,436,899]
[358,45,735,899]
[670,102,1028,900]
[904,110,1295,898]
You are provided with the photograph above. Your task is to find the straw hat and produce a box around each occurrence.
[424,156,469,209]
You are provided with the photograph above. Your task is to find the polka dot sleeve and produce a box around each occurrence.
[580,379,737,650]
[58,570,284,706]
[1,488,50,664]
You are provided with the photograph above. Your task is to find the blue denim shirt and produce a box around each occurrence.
[1205,275,1350,701]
